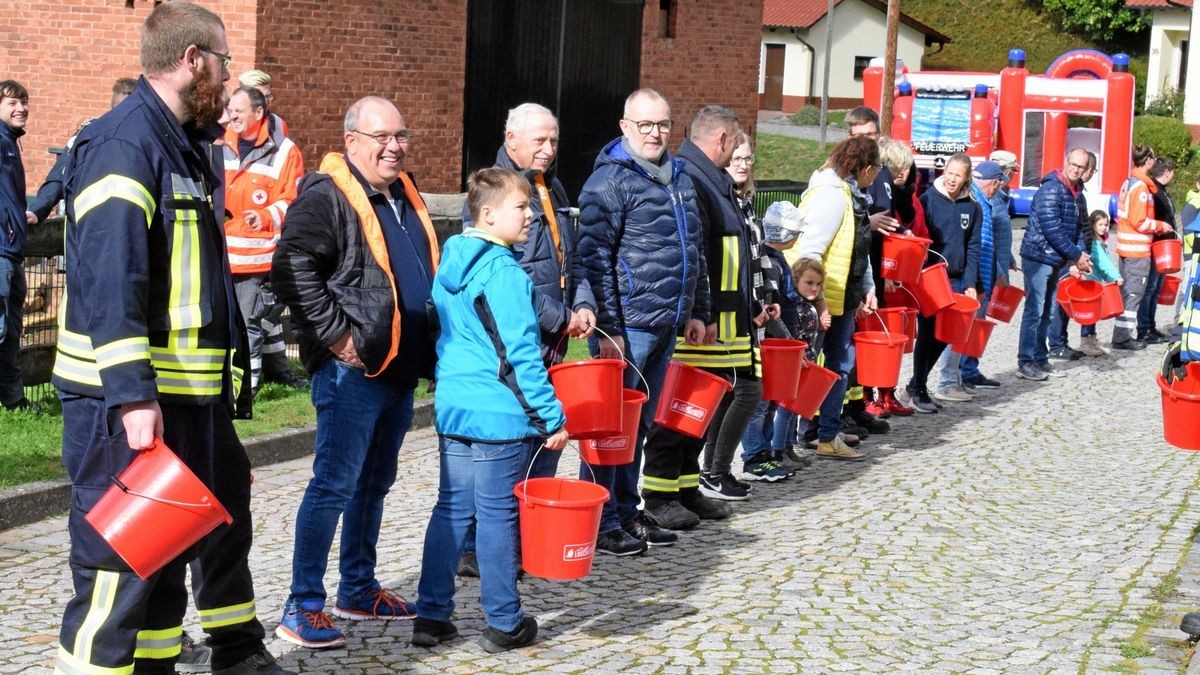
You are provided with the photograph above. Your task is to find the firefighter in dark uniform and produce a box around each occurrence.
[50,4,290,674]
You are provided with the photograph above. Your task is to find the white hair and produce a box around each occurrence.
[505,103,557,136]
[238,69,272,88]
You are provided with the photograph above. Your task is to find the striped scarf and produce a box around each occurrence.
[971,183,995,296]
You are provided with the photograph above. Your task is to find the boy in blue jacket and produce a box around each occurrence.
[414,168,569,653]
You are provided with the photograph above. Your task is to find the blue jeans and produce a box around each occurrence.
[959,299,990,380]
[740,399,773,461]
[0,257,26,406]
[816,313,856,441]
[772,408,799,450]
[416,437,531,632]
[584,327,676,533]
[1139,265,1163,334]
[288,359,415,606]
[1017,258,1062,366]
[461,439,553,555]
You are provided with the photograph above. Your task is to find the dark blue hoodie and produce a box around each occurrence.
[919,176,983,291]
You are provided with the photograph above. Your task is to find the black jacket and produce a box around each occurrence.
[272,170,435,380]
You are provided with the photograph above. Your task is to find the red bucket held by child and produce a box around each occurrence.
[578,389,648,466]
[778,361,840,419]
[1100,282,1123,320]
[1063,279,1103,326]
[759,338,807,402]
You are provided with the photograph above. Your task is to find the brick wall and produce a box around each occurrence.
[639,0,765,149]
[2,0,257,193]
[8,0,762,195]
[255,0,467,193]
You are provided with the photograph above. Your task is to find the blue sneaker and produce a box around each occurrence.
[275,599,345,649]
[332,588,416,621]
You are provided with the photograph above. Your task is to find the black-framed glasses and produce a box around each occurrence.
[351,129,412,146]
[197,46,232,71]
[730,155,755,166]
[1067,161,1089,172]
[623,118,672,135]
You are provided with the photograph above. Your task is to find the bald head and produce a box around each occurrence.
[344,96,409,192]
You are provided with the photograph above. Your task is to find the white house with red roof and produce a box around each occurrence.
[1128,0,1192,108]
[760,0,950,111]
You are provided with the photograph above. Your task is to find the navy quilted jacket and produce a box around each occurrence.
[577,138,709,336]
[1020,170,1085,267]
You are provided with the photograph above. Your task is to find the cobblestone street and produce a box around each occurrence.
[2,298,1199,673]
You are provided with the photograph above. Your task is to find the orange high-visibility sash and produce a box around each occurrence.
[533,173,565,288]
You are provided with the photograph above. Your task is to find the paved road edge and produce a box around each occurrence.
[0,399,435,532]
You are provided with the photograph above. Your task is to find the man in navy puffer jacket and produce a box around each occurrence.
[1016,148,1093,381]
[577,88,710,557]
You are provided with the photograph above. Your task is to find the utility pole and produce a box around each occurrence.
[819,0,834,150]
[881,0,900,135]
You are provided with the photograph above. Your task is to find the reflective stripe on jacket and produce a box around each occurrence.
[1116,169,1172,258]
[52,77,248,408]
[223,120,304,274]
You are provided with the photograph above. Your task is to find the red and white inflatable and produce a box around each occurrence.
[863,49,1135,216]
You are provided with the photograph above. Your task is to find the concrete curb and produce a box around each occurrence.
[0,399,435,532]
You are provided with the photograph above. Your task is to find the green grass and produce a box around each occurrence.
[0,342,584,489]
[756,134,827,183]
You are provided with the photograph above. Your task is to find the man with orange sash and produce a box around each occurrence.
[271,96,440,649]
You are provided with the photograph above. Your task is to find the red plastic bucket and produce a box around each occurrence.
[986,285,1026,323]
[759,338,807,401]
[934,293,980,345]
[516,478,610,580]
[913,262,955,316]
[903,308,918,354]
[653,361,733,439]
[1056,276,1077,312]
[1065,279,1103,325]
[778,361,840,419]
[578,389,647,466]
[1158,275,1181,306]
[1153,238,1182,274]
[857,307,908,335]
[549,359,626,440]
[1100,282,1124,319]
[853,330,906,388]
[881,234,932,286]
[1158,365,1200,450]
[85,440,232,580]
[953,318,996,358]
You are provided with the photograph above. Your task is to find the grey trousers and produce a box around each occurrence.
[1114,256,1152,345]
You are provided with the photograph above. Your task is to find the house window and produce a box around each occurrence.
[853,56,874,81]
[660,0,678,39]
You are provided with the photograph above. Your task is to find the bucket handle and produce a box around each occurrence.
[108,475,217,511]
[592,325,651,394]
[926,249,949,266]
[522,442,598,503]
[860,308,898,347]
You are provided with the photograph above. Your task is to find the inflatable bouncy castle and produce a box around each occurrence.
[863,49,1135,216]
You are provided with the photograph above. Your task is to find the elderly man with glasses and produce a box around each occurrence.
[1015,147,1094,381]
[271,96,441,649]
[576,87,709,556]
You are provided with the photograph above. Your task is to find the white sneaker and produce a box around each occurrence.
[934,386,972,402]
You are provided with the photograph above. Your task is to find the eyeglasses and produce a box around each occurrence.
[849,129,879,140]
[351,129,412,146]
[1067,161,1089,172]
[197,47,232,71]
[730,155,755,166]
[623,118,672,135]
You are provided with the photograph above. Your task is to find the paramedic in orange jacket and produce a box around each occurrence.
[224,85,305,392]
[1113,145,1172,350]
